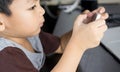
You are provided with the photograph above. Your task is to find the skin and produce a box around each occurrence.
[0,0,109,71]
[0,0,45,52]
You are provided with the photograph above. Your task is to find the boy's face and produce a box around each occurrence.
[1,0,45,38]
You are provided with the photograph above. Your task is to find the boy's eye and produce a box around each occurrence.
[29,5,36,10]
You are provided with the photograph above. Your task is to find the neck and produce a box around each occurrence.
[4,37,35,53]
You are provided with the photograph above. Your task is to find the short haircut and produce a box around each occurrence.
[0,0,13,16]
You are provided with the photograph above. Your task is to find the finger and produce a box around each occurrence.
[75,14,87,26]
[96,32,104,41]
[89,19,106,28]
[98,24,108,33]
[82,10,90,14]
[101,13,109,20]
[87,12,94,18]
[96,25,107,41]
[92,7,106,14]
[96,24,108,40]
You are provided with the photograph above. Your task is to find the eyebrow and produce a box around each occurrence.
[27,0,38,4]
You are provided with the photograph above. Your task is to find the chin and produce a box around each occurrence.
[35,28,41,35]
[39,29,42,33]
[30,29,41,37]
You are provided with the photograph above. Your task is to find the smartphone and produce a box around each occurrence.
[91,13,101,21]
[83,13,101,24]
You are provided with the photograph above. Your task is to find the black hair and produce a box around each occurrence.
[0,0,13,16]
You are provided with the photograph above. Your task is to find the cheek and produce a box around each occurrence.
[18,12,41,34]
[6,12,40,35]
[19,12,38,25]
[13,11,38,28]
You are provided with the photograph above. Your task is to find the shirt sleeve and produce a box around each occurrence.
[39,31,60,55]
[0,47,38,72]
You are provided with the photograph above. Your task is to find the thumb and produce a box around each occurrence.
[75,14,87,26]
[82,10,90,14]
[73,14,87,32]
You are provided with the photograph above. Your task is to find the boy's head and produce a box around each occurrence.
[0,0,45,38]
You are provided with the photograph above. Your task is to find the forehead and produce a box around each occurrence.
[12,0,37,4]
[9,0,38,9]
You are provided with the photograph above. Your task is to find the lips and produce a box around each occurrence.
[39,17,45,27]
[39,22,43,27]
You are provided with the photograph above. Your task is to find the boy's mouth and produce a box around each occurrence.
[39,18,45,27]
[39,22,44,27]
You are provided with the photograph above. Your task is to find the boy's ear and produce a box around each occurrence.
[0,21,5,31]
[0,14,5,31]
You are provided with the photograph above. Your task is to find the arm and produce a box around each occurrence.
[55,30,72,53]
[52,7,109,72]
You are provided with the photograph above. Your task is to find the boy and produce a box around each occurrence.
[0,0,108,72]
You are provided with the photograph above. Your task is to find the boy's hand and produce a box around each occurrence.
[56,7,109,53]
[71,7,108,49]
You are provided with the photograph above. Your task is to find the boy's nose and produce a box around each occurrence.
[38,6,45,16]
